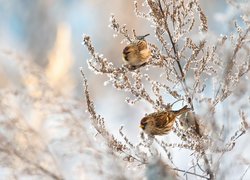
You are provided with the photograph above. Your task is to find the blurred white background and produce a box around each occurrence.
[0,1,249,179]
[0,0,245,147]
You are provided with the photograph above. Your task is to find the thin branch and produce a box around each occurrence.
[0,147,63,180]
[240,165,250,180]
[172,167,209,179]
[157,0,194,110]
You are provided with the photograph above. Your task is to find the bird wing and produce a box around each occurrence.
[137,40,147,51]
[154,112,170,128]
[172,105,191,116]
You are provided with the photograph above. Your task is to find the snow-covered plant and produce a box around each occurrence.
[82,0,250,179]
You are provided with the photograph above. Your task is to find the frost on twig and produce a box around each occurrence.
[82,0,250,179]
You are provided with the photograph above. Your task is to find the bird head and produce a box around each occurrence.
[140,116,153,130]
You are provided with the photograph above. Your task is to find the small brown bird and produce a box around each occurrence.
[122,34,151,68]
[140,105,191,136]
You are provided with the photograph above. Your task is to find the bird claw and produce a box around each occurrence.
[126,62,148,71]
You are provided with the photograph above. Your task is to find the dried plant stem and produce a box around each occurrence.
[157,0,194,109]
[80,69,148,164]
[202,153,215,180]
[173,167,209,179]
[215,27,250,105]
[240,165,250,180]
[0,147,62,180]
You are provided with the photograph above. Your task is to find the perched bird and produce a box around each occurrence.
[122,34,151,68]
[140,105,191,136]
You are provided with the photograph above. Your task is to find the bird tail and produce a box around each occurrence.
[136,33,150,40]
[173,105,191,116]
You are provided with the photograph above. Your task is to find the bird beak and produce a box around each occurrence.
[140,125,144,129]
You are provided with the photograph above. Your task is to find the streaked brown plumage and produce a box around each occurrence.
[122,34,151,67]
[140,105,191,136]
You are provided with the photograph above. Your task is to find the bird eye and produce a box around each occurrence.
[123,46,130,54]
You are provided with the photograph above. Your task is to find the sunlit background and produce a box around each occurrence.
[0,0,239,137]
